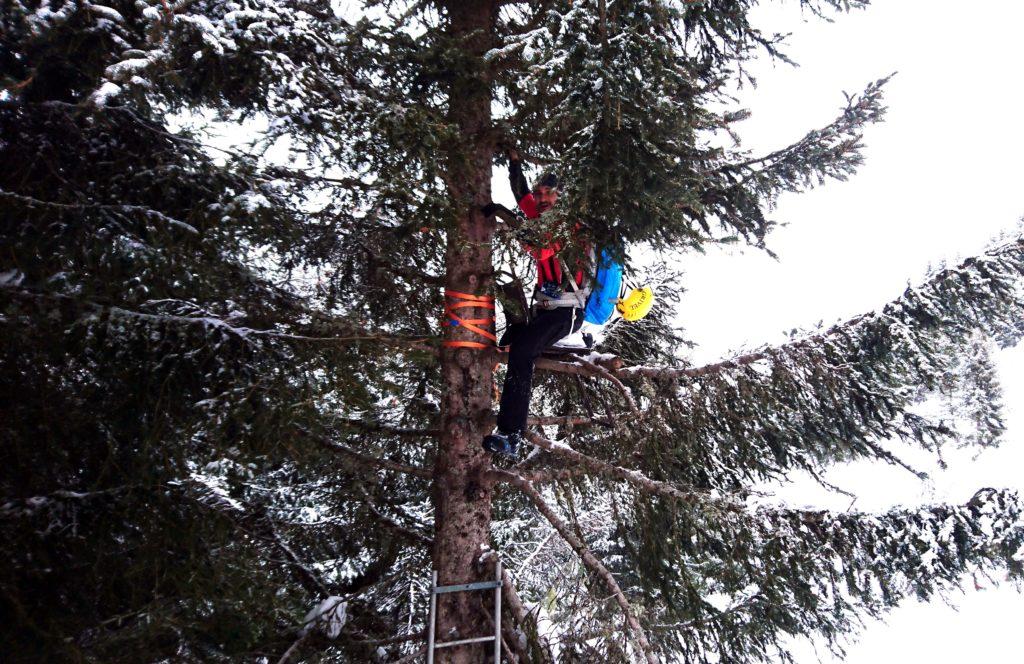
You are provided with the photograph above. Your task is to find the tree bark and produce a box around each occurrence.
[434,2,501,663]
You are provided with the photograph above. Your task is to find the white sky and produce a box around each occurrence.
[677,2,1024,662]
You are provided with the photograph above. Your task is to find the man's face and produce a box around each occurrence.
[534,185,558,213]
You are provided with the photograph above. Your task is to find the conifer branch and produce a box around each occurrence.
[499,472,659,664]
[356,488,434,549]
[514,466,592,485]
[335,417,440,438]
[526,415,613,428]
[572,355,640,417]
[725,75,892,188]
[184,479,329,597]
[626,235,1024,384]
[480,550,557,663]
[308,432,432,479]
[506,432,734,511]
[387,646,428,664]
[0,187,199,234]
[366,253,445,287]
[2,286,436,352]
[500,568,554,664]
[275,631,313,664]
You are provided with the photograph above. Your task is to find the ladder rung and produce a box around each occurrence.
[427,561,502,664]
[434,580,502,594]
[435,635,497,649]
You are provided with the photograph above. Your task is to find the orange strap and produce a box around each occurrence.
[442,290,496,349]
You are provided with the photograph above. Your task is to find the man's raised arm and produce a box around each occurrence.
[508,148,530,203]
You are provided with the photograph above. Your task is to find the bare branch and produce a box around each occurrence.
[498,472,658,664]
[507,432,727,509]
[532,356,637,406]
[572,356,639,417]
[305,431,432,479]
[525,415,613,428]
[480,551,556,664]
[335,417,440,438]
[276,631,312,664]
[0,186,199,234]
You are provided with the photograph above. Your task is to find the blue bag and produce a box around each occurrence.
[583,249,624,325]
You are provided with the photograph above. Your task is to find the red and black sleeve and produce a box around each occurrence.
[508,157,530,203]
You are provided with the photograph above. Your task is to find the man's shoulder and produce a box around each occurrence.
[517,193,539,219]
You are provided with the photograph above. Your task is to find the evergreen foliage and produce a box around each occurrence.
[2,1,1022,663]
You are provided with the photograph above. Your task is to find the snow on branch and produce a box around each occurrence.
[304,430,432,479]
[519,238,1024,493]
[0,187,199,234]
[610,238,1023,477]
[500,471,660,664]
[180,472,329,597]
[613,487,1024,660]
[1,286,435,352]
[640,236,1024,382]
[723,75,893,196]
[497,432,742,513]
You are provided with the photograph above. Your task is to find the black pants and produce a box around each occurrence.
[496,307,583,434]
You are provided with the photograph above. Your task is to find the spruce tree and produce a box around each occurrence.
[2,2,1023,663]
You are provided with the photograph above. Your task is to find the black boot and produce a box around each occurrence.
[482,430,523,458]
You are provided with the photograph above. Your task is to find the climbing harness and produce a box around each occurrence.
[558,257,590,310]
[426,560,503,664]
[442,290,497,350]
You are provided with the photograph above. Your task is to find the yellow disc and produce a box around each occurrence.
[617,286,655,321]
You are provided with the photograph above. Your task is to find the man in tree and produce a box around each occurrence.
[6,2,1024,663]
[482,148,589,457]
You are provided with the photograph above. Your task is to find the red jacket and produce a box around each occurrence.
[510,161,585,288]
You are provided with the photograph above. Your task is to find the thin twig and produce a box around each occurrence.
[499,472,659,664]
[335,417,440,438]
[276,631,312,664]
[507,432,732,511]
[387,645,428,664]
[305,431,432,479]
[572,356,640,417]
[526,415,613,428]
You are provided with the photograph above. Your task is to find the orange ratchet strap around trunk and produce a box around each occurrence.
[442,289,496,349]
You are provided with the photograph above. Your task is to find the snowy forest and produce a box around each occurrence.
[2,1,1024,663]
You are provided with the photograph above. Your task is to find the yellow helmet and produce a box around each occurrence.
[616,286,655,322]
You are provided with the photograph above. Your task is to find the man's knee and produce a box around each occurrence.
[507,341,540,368]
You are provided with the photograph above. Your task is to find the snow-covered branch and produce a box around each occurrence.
[0,186,199,234]
[1,286,436,352]
[183,476,329,597]
[722,75,893,195]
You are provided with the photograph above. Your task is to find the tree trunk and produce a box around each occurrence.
[434,2,500,662]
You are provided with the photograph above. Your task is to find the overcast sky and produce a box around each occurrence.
[678,2,1024,662]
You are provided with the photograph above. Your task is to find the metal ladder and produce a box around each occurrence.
[426,559,502,664]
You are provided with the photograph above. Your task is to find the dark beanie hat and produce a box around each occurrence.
[534,172,559,190]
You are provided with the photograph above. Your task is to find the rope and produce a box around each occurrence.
[442,289,496,349]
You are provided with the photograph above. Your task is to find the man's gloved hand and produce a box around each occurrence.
[540,281,563,298]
